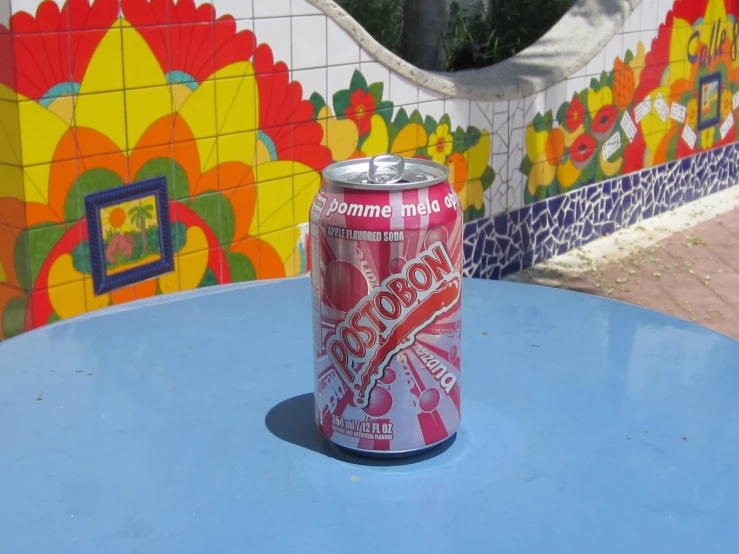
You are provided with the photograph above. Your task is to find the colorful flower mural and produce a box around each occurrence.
[522,0,739,203]
[0,0,494,339]
[310,71,495,220]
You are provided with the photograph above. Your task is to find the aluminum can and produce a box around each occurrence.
[309,154,463,456]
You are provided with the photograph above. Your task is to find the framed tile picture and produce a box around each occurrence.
[85,176,174,295]
[698,73,721,130]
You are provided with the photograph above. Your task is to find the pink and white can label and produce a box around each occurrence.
[309,155,463,455]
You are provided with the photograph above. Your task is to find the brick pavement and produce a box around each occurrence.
[507,195,739,341]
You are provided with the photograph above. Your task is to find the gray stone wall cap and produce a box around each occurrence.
[308,0,641,101]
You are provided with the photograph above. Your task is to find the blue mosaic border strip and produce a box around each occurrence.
[463,142,739,280]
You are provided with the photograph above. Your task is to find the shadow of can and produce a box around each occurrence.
[264,393,456,467]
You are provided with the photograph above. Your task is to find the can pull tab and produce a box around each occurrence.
[368,154,405,184]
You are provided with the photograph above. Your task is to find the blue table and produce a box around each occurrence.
[1,277,738,553]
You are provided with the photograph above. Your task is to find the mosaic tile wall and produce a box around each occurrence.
[465,142,739,278]
[0,0,735,339]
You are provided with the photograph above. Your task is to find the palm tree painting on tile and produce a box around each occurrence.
[101,198,161,276]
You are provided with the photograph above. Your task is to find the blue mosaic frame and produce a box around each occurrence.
[84,176,174,295]
[698,73,722,131]
[463,142,739,280]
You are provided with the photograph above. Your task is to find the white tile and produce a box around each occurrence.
[545,81,568,117]
[506,170,524,212]
[361,63,390,103]
[508,124,523,153]
[506,183,524,211]
[641,0,660,32]
[418,86,445,104]
[292,67,326,106]
[603,33,624,71]
[233,18,254,33]
[621,31,644,59]
[211,0,253,20]
[492,153,508,182]
[360,48,375,64]
[444,99,470,130]
[254,0,290,18]
[0,0,10,26]
[254,17,292,68]
[475,101,494,122]
[584,48,606,78]
[327,64,359,104]
[418,99,445,122]
[492,111,509,154]
[492,100,508,114]
[507,126,524,189]
[492,109,509,135]
[623,3,642,34]
[10,0,47,17]
[509,99,524,130]
[485,181,506,217]
[291,15,327,70]
[327,20,360,66]
[657,0,674,23]
[470,101,492,131]
[568,64,588,80]
[492,130,508,155]
[524,92,545,121]
[638,29,659,53]
[292,0,321,15]
[566,76,588,100]
[389,72,418,108]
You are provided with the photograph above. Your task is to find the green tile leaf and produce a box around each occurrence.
[481,166,496,191]
[332,89,352,119]
[368,82,384,106]
[310,91,326,119]
[227,252,257,282]
[65,168,124,222]
[188,193,235,246]
[349,70,368,92]
[424,115,438,138]
[394,108,409,128]
[72,241,91,274]
[135,158,189,201]
[2,296,26,339]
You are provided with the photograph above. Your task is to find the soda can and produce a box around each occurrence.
[309,154,463,456]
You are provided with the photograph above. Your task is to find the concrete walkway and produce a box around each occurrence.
[506,186,739,341]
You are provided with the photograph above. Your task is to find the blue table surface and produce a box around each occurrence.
[1,277,739,554]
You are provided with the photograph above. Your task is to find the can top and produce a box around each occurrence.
[322,155,449,191]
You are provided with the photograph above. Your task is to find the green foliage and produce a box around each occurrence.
[336,0,405,56]
[446,0,576,69]
[128,204,155,232]
[338,0,576,71]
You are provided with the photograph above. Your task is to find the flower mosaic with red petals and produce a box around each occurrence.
[0,0,495,340]
[522,0,739,203]
[254,44,333,170]
[346,89,376,136]
[9,0,118,102]
[565,96,586,132]
[591,105,618,140]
